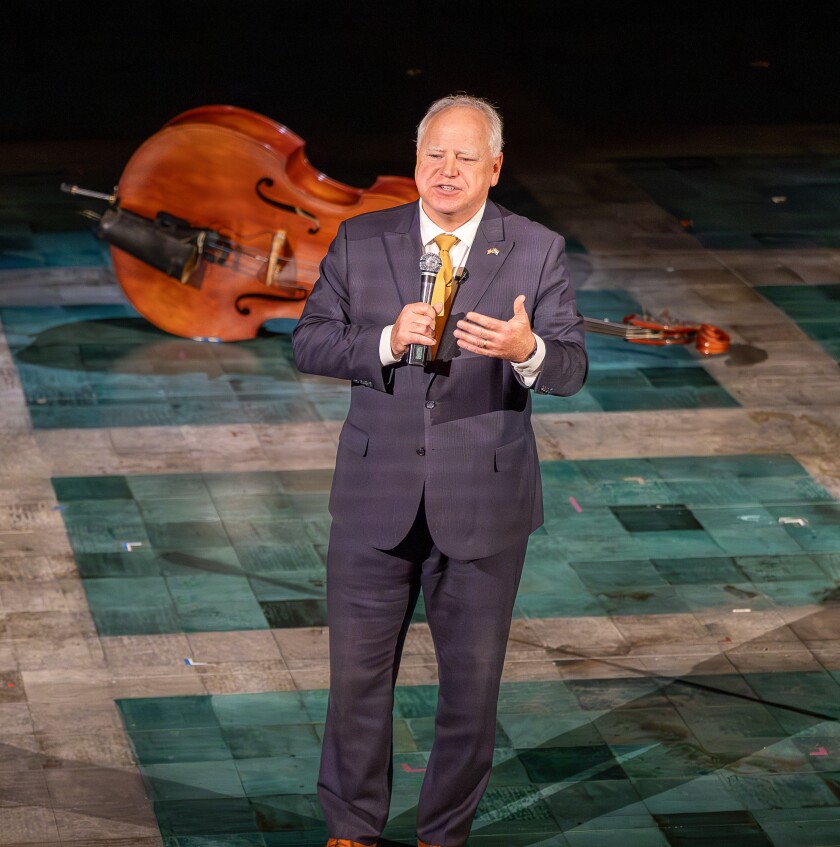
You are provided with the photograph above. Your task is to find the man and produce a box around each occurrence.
[292,94,588,847]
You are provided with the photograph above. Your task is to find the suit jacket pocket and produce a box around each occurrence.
[338,420,370,457]
[494,434,526,472]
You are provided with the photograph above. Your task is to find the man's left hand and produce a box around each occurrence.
[454,295,536,362]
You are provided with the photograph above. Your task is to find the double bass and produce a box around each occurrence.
[65,105,418,341]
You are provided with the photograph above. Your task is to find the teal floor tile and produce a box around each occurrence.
[222,724,324,759]
[53,474,134,500]
[131,727,233,765]
[748,672,840,720]
[259,599,328,628]
[92,605,184,636]
[154,797,257,836]
[235,755,321,797]
[565,829,667,846]
[722,773,840,812]
[611,505,703,533]
[163,836,268,847]
[581,672,679,703]
[474,785,558,831]
[468,837,570,846]
[655,823,774,846]
[595,585,692,617]
[393,685,440,719]
[757,283,840,365]
[249,793,324,832]
[143,760,246,800]
[517,746,618,783]
[635,775,743,815]
[734,554,828,582]
[542,781,649,830]
[177,600,270,632]
[84,576,173,611]
[211,692,310,728]
[118,696,220,731]
[651,556,744,585]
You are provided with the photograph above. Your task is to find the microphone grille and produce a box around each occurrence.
[419,252,442,273]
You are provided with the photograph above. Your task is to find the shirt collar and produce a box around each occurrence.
[418,200,487,250]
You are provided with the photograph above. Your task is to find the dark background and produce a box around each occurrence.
[5,1,840,182]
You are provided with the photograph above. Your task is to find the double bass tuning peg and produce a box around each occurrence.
[61,182,117,205]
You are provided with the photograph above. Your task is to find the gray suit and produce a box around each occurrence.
[292,199,587,846]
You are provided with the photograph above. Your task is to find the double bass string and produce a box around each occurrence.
[201,236,322,282]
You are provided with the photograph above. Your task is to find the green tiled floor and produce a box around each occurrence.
[116,672,840,846]
[620,156,840,250]
[54,454,840,637]
[2,294,735,428]
[757,283,840,362]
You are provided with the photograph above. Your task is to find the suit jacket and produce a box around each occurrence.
[292,199,588,560]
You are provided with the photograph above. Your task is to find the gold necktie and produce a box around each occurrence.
[431,233,459,358]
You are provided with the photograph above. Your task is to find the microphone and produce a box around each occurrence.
[407,252,442,366]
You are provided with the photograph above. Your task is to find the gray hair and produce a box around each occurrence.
[416,94,504,157]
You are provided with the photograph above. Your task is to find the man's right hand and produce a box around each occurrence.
[389,301,442,359]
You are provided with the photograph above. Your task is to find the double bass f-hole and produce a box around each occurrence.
[255,178,320,233]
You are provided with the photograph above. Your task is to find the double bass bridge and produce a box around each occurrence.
[265,230,288,289]
[234,229,307,314]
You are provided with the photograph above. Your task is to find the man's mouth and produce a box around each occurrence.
[436,184,459,192]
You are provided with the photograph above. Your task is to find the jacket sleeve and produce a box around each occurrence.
[292,222,394,392]
[530,232,588,397]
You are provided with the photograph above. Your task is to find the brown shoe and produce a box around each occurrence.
[418,841,442,847]
[325,840,377,847]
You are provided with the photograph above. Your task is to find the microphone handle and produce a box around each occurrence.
[407,271,438,366]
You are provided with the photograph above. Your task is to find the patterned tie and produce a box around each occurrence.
[430,233,459,358]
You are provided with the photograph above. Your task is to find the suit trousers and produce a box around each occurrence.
[317,499,528,847]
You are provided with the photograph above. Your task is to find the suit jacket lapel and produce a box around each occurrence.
[383,203,422,307]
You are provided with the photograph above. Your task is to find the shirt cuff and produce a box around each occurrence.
[511,334,545,386]
[380,325,402,365]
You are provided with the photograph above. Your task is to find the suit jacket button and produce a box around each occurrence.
[416,447,426,456]
[425,400,436,409]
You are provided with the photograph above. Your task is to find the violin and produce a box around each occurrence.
[64,105,418,341]
[583,313,730,355]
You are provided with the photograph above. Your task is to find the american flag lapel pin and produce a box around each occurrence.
[487,247,499,255]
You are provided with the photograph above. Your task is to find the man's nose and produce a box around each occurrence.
[441,153,458,176]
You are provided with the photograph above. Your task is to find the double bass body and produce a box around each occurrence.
[108,105,417,341]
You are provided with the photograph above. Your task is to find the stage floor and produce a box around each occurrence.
[2,121,840,847]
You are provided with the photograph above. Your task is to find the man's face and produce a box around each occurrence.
[415,106,502,230]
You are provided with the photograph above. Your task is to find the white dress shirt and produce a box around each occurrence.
[379,200,546,385]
